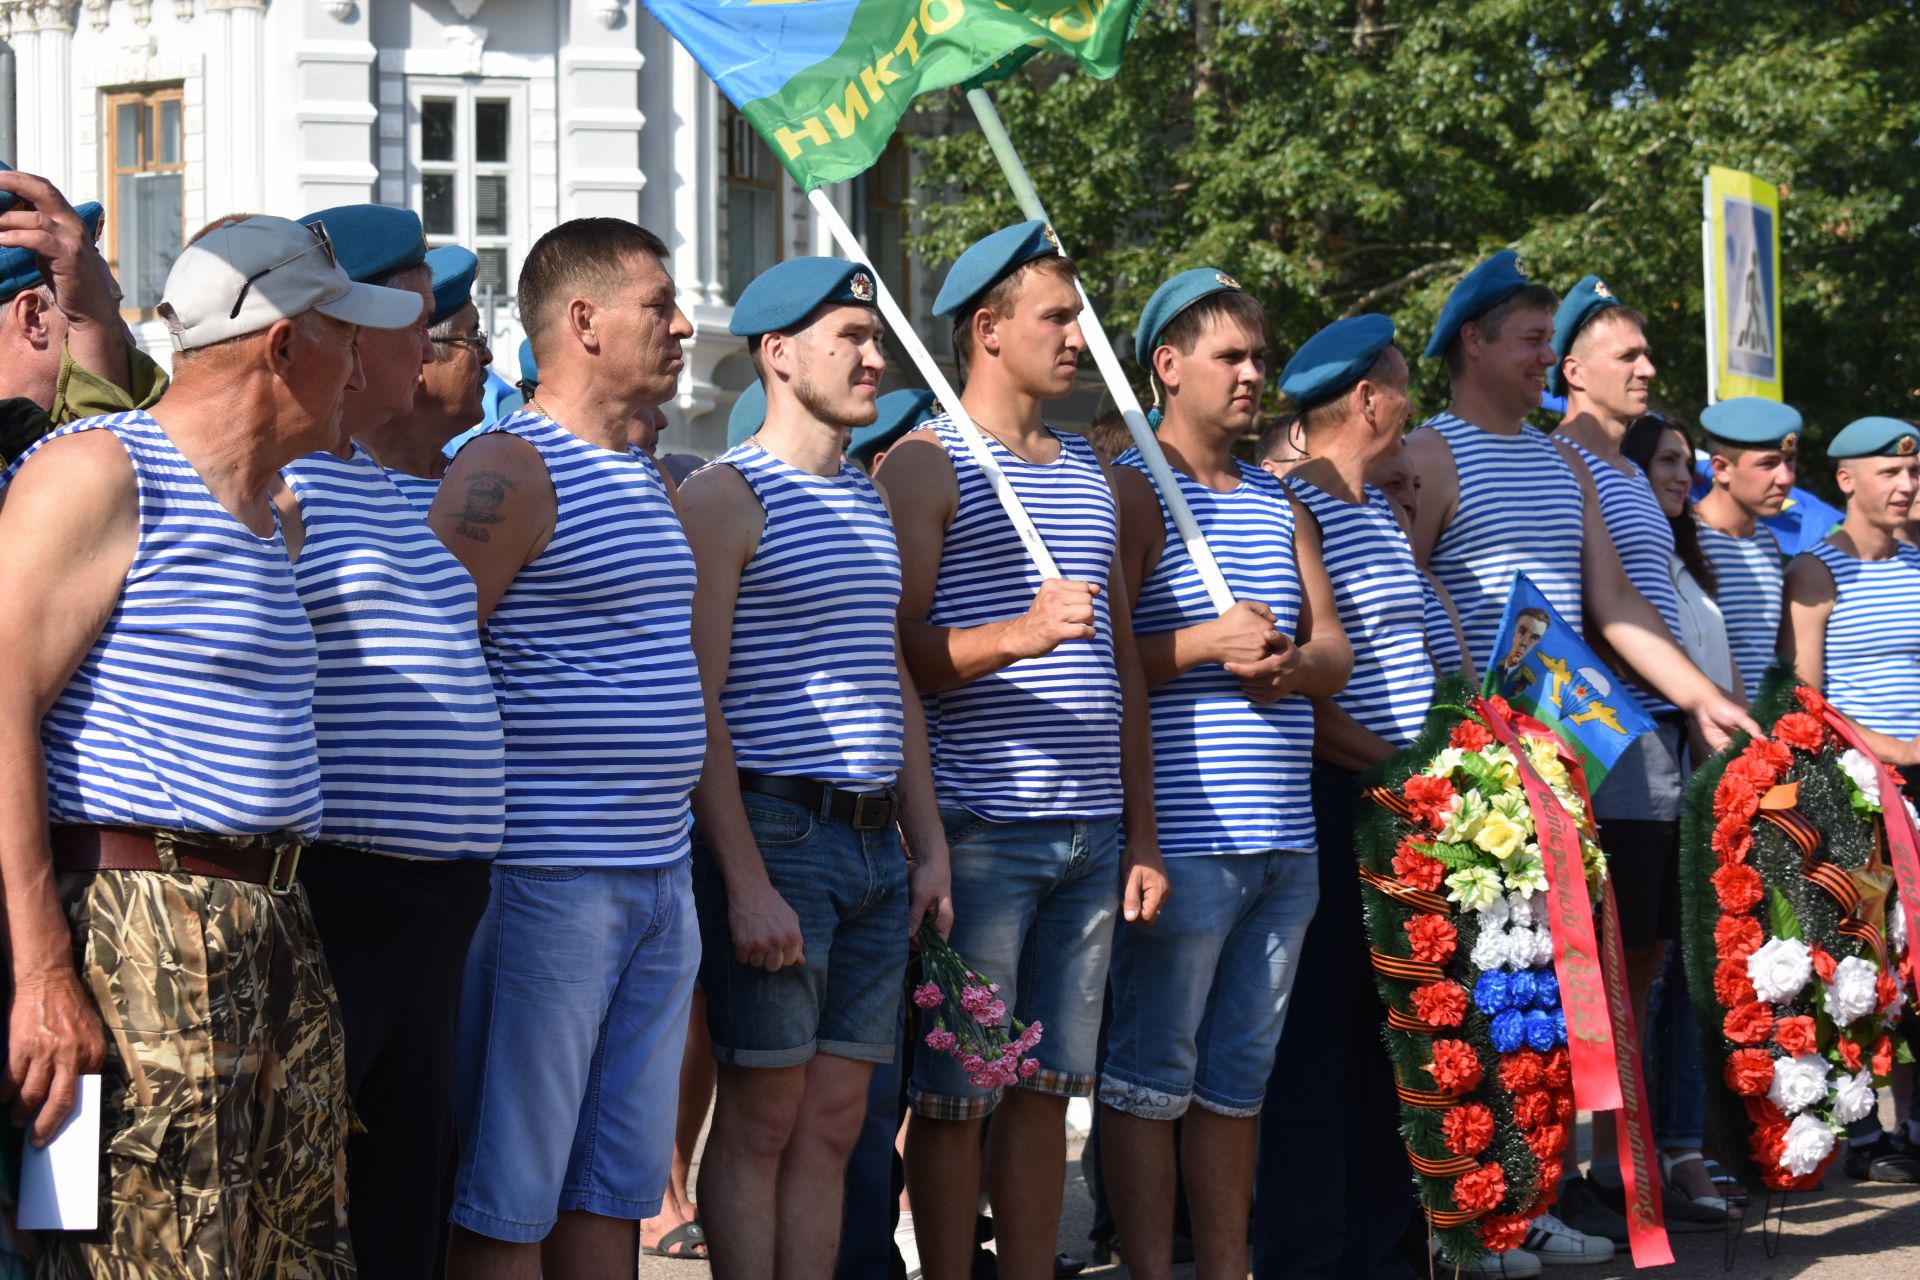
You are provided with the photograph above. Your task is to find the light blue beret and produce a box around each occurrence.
[0,198,105,303]
[1424,249,1538,359]
[729,256,878,337]
[1699,397,1803,451]
[1828,416,1920,460]
[0,160,16,215]
[426,245,478,325]
[1134,267,1247,362]
[850,389,938,466]
[1547,274,1624,396]
[517,338,538,387]
[300,204,427,284]
[727,381,768,448]
[1279,314,1397,408]
[932,220,1059,319]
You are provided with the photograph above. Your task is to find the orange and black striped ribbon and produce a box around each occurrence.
[1407,1149,1480,1179]
[1371,950,1446,984]
[1387,1006,1446,1034]
[1427,1206,1490,1228]
[1368,785,1420,821]
[1395,1081,1457,1109]
[1358,865,1453,916]
[1758,807,1887,964]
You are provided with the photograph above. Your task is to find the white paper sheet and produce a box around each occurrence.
[18,1074,100,1231]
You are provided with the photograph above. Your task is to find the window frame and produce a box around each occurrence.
[722,102,786,304]
[405,77,529,311]
[102,84,186,322]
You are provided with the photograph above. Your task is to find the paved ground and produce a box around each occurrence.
[640,1105,1920,1279]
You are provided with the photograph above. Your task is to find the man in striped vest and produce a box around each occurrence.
[1106,270,1352,1280]
[677,256,952,1279]
[1259,313,1436,1280]
[276,204,506,1277]
[876,222,1167,1280]
[0,214,422,1275]
[1783,415,1920,1182]
[430,219,705,1277]
[1692,397,1802,701]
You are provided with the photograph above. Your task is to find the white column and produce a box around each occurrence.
[200,0,233,216]
[32,1,75,190]
[224,0,266,211]
[667,42,721,307]
[3,6,42,172]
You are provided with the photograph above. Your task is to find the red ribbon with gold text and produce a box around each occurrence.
[1817,704,1920,998]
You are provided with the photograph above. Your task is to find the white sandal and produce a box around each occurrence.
[1660,1149,1735,1217]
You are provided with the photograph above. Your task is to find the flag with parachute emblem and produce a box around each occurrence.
[641,0,1149,188]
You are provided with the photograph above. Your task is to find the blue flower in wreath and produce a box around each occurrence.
[1489,1008,1528,1053]
[1524,1009,1559,1052]
[1474,971,1513,1014]
[1506,969,1538,1009]
[1531,968,1560,1011]
[1553,1009,1568,1043]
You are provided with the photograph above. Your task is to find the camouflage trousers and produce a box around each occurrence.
[38,872,356,1280]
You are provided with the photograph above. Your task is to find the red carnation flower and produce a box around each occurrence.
[1750,737,1793,775]
[1873,1035,1895,1077]
[1403,774,1459,827]
[1725,1048,1776,1097]
[1711,864,1765,914]
[1412,981,1469,1028]
[1713,776,1761,826]
[1773,712,1827,752]
[1452,1163,1508,1214]
[1498,1050,1545,1094]
[1751,1118,1789,1170]
[1794,685,1830,717]
[1428,1040,1484,1094]
[1744,1096,1786,1128]
[1773,1015,1818,1058]
[1478,1214,1531,1254]
[1404,914,1459,965]
[1715,914,1764,963]
[1392,840,1447,891]
[1552,1090,1575,1123]
[1510,1089,1550,1131]
[1724,1001,1775,1046]
[1810,945,1837,983]
[1541,1047,1572,1090]
[1442,1103,1496,1156]
[1837,1037,1862,1071]
[1876,970,1899,1014]
[1451,720,1495,752]
[1525,1122,1568,1162]
[1711,818,1754,865]
[1535,1156,1564,1192]
[1713,957,1758,1008]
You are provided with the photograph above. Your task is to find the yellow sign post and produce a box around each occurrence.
[1702,165,1784,403]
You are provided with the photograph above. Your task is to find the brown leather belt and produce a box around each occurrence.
[51,825,303,894]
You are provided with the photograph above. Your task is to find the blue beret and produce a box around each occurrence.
[0,160,15,215]
[0,200,105,303]
[426,245,478,325]
[1700,397,1803,451]
[517,338,538,387]
[1547,274,1624,396]
[1279,314,1397,408]
[729,257,878,337]
[1424,249,1540,359]
[1134,267,1248,362]
[727,381,768,448]
[933,220,1059,319]
[300,204,427,284]
[850,390,938,465]
[1828,416,1920,460]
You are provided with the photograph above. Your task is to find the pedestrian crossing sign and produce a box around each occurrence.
[1703,165,1784,402]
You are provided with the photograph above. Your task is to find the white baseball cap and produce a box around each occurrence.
[157,214,425,351]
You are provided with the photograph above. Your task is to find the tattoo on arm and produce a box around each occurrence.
[454,470,513,543]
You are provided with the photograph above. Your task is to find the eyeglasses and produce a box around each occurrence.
[430,332,492,351]
[228,219,335,320]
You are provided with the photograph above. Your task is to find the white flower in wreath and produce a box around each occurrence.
[1445,865,1505,912]
[1767,1053,1833,1117]
[1829,1068,1878,1125]
[1839,749,1883,812]
[1518,923,1555,968]
[1779,1112,1837,1176]
[1891,900,1909,956]
[1504,850,1550,900]
[1505,890,1536,930]
[1439,789,1490,844]
[1826,955,1880,1026]
[1430,747,1467,779]
[1470,925,1509,972]
[1478,893,1513,928]
[1746,936,1813,1004]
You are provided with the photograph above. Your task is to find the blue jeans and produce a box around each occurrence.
[834,1007,907,1280]
[909,808,1120,1118]
[450,861,699,1242]
[1647,944,1706,1149]
[1100,851,1317,1117]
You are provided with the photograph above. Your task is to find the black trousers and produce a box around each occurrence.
[303,845,492,1280]
[1253,762,1418,1280]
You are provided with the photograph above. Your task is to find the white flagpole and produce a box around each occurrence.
[966,87,1235,615]
[806,187,1060,579]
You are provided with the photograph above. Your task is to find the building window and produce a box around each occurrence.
[725,103,783,303]
[408,81,525,309]
[854,136,909,303]
[103,85,184,314]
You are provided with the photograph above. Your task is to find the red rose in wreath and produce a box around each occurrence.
[1715,914,1763,962]
[1810,945,1837,982]
[1773,1015,1818,1057]
[1452,1163,1508,1214]
[1403,914,1458,965]
[1711,863,1765,914]
[1442,1103,1496,1156]
[1873,1035,1895,1077]
[1837,1038,1863,1072]
[1724,1000,1775,1046]
[1724,1048,1775,1097]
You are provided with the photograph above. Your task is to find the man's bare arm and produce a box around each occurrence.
[426,433,555,624]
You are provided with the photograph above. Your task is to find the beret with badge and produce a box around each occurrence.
[932,220,1060,319]
[1547,274,1624,396]
[1827,415,1920,461]
[1699,397,1803,453]
[426,245,479,326]
[1424,249,1538,359]
[300,204,428,284]
[1134,267,1247,361]
[730,256,878,338]
[1280,313,1397,409]
[850,389,939,467]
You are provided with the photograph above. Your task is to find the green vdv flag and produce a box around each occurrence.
[642,0,1147,188]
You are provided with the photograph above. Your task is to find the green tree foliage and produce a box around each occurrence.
[906,1,1920,442]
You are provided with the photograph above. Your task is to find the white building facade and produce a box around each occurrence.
[0,0,957,453]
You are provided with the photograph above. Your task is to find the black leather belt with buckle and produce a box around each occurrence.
[738,770,898,830]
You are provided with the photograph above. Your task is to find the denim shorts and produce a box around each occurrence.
[692,791,910,1067]
[450,860,699,1243]
[908,808,1120,1120]
[1099,850,1317,1119]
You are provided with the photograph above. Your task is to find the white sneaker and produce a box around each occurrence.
[1431,1238,1544,1277]
[1522,1212,1616,1265]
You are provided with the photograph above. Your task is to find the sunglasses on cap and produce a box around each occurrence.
[228,219,336,320]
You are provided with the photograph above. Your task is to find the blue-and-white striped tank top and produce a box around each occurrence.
[1423,576,1466,677]
[1122,453,1315,856]
[922,417,1122,820]
[384,468,441,518]
[1567,441,1682,715]
[709,442,904,789]
[5,412,322,838]
[1288,477,1437,749]
[1424,413,1585,667]
[481,409,706,866]
[281,447,505,859]
[1806,540,1920,736]
[1695,521,1783,702]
